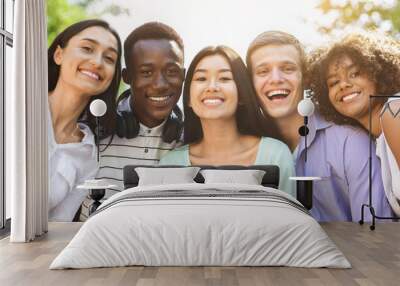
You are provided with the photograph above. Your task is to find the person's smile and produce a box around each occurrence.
[78,68,102,81]
[201,95,225,107]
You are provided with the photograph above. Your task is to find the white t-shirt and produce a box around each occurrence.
[376,97,400,216]
[48,109,98,221]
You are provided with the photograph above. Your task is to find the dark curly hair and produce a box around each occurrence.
[308,32,400,126]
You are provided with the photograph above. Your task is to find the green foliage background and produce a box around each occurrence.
[47,0,398,94]
[47,0,130,45]
[47,0,400,45]
[47,0,129,93]
[316,0,400,38]
[47,0,88,45]
[48,0,400,44]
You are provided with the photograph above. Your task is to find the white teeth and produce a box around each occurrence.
[149,96,170,102]
[203,98,223,105]
[267,89,290,97]
[81,70,100,80]
[342,92,359,102]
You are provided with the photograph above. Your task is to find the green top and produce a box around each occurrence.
[159,137,296,197]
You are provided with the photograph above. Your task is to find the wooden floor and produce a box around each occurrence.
[0,222,399,286]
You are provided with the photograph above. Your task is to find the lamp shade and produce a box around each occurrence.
[90,99,107,117]
[297,98,315,117]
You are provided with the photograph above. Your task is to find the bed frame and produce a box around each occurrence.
[123,165,280,189]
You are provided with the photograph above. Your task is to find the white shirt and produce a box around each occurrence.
[48,109,98,221]
[376,97,400,216]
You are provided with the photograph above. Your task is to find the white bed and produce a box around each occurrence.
[50,182,350,269]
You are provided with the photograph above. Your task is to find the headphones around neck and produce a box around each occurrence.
[116,89,183,143]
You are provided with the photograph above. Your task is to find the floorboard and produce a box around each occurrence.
[0,222,399,286]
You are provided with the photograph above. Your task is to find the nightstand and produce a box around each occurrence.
[78,180,117,215]
[289,177,321,210]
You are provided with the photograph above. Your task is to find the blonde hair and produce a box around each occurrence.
[246,30,307,77]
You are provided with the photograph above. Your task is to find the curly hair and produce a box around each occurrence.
[308,32,400,126]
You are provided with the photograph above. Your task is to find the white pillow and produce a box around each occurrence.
[135,167,200,186]
[200,169,266,185]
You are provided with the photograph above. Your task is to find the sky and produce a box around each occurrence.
[93,0,327,65]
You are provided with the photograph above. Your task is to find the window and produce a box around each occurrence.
[0,0,14,230]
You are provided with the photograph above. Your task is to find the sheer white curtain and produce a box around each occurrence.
[8,0,48,242]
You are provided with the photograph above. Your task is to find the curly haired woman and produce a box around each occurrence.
[309,32,400,215]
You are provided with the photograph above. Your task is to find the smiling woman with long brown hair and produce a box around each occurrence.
[47,19,122,221]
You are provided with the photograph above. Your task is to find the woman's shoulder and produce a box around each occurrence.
[170,144,190,152]
[387,93,400,104]
[256,137,292,165]
[260,136,291,152]
[159,144,190,165]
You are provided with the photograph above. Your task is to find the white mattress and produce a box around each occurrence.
[50,183,350,269]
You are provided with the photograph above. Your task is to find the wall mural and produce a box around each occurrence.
[47,0,400,228]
